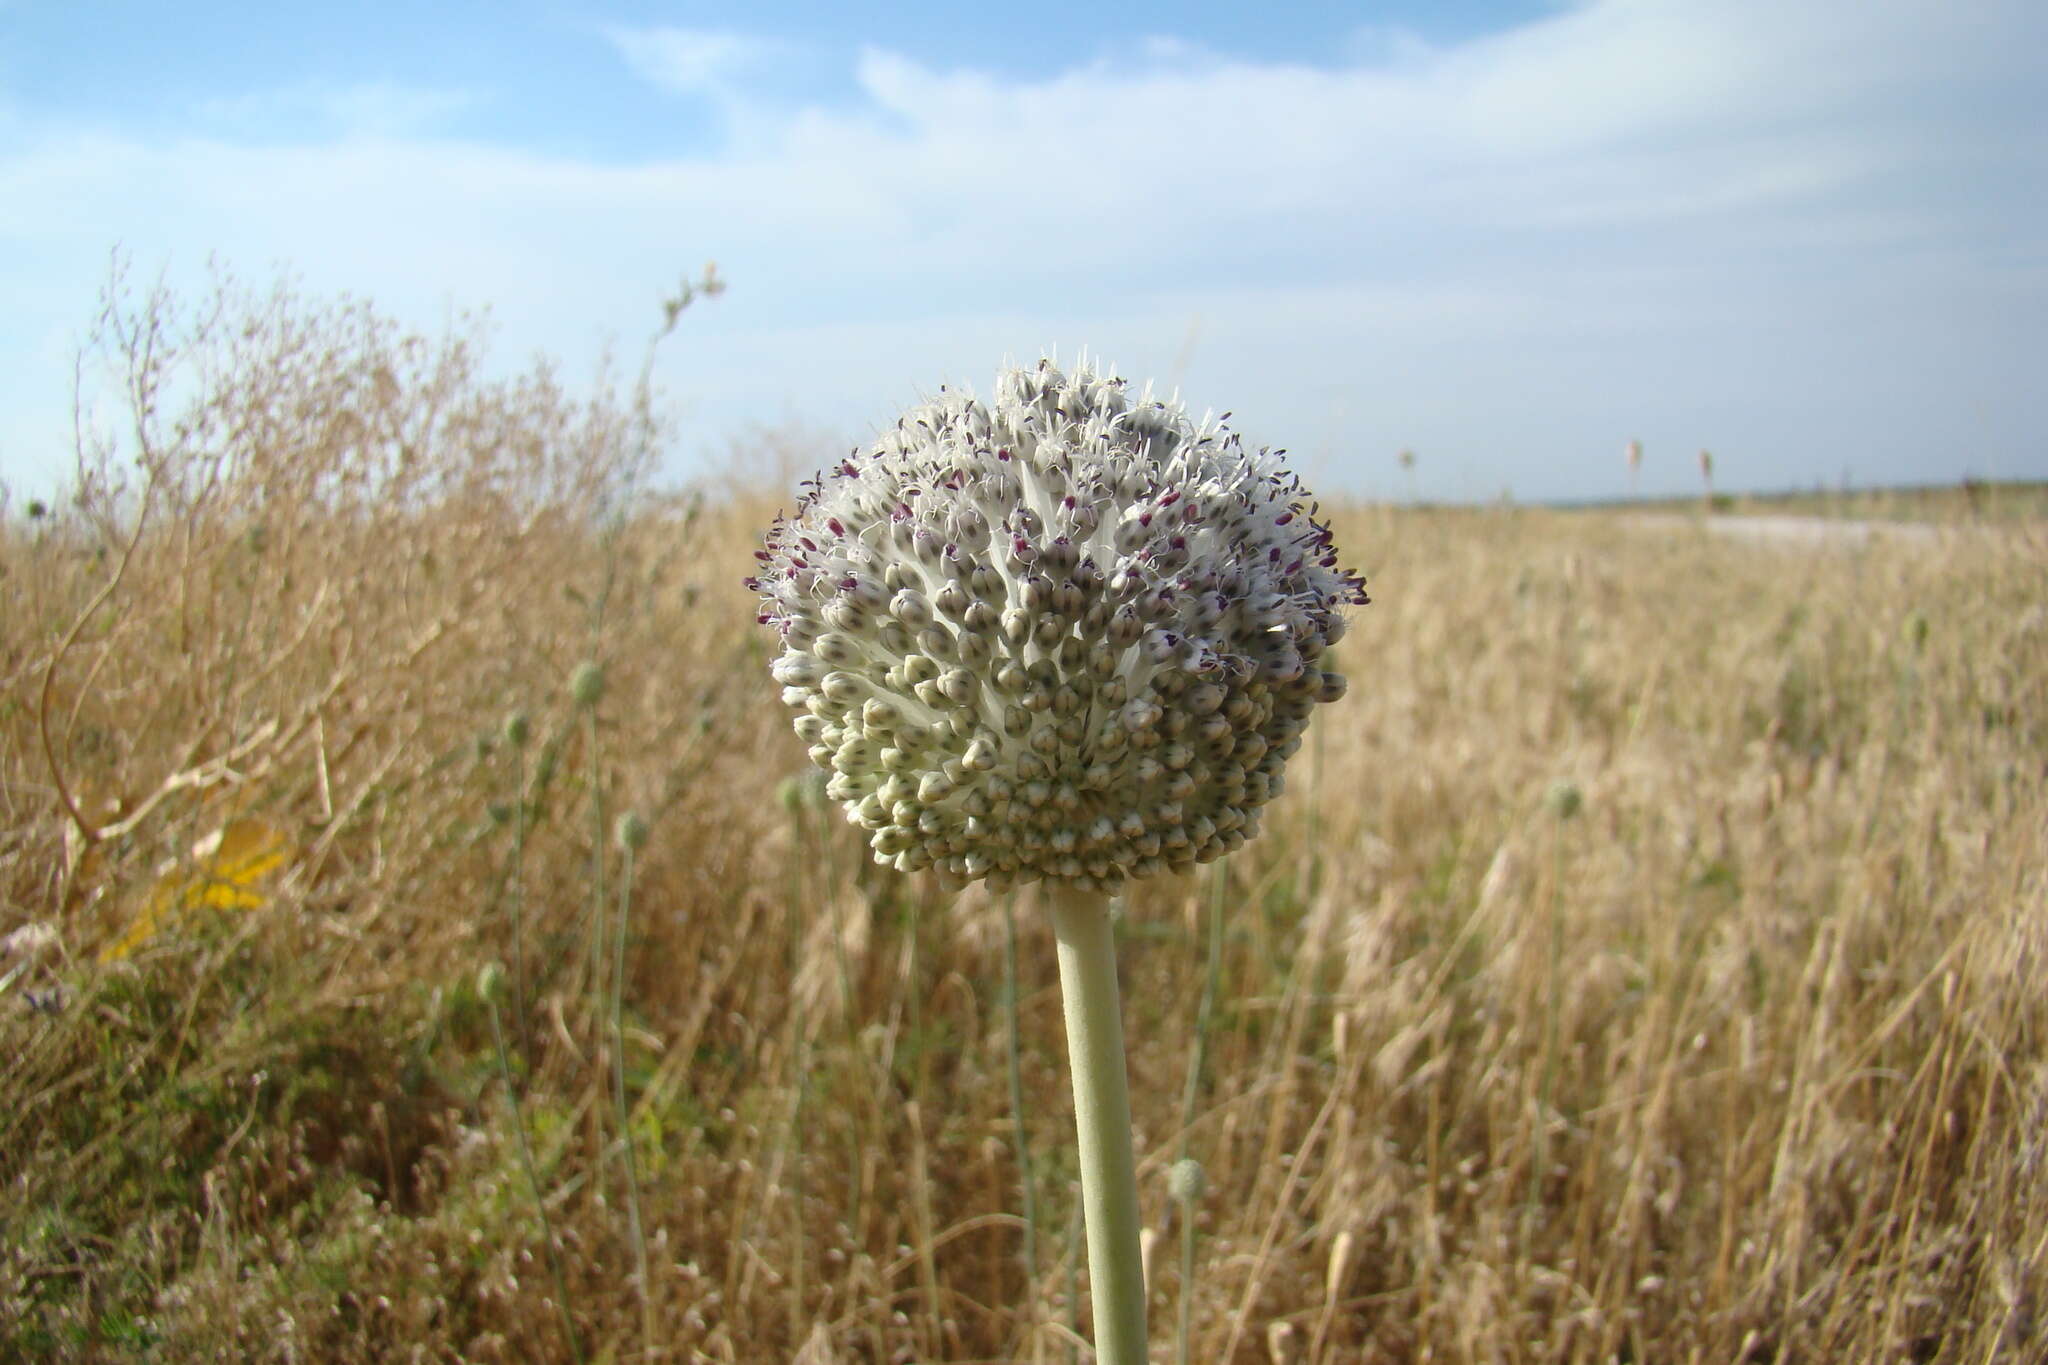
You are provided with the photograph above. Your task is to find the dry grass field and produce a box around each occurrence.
[3,278,2044,1363]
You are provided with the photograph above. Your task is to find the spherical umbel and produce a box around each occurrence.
[746,358,1369,892]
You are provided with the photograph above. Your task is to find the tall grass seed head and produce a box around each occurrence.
[747,358,1368,892]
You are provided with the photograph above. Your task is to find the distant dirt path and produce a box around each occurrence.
[1622,513,1949,549]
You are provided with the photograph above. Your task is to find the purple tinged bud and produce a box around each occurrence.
[1143,628,1183,665]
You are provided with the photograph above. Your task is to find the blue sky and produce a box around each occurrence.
[2,0,2043,503]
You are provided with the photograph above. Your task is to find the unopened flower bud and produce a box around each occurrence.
[1544,779,1583,821]
[570,661,606,708]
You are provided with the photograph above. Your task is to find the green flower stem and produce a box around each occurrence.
[1048,885,1148,1365]
[486,990,584,1365]
[1176,1203,1197,1365]
[612,837,655,1359]
[1002,894,1040,1315]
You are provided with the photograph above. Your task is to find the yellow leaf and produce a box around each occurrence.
[101,817,296,962]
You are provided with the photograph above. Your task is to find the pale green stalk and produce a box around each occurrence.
[1065,1197,1084,1365]
[486,984,583,1364]
[1176,1206,1197,1365]
[1002,893,1041,1324]
[509,746,532,1063]
[1176,867,1227,1152]
[611,830,655,1358]
[784,794,812,1339]
[584,707,606,1005]
[1048,886,1148,1365]
[1173,870,1227,1365]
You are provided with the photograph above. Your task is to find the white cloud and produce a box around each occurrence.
[605,25,783,97]
[194,81,474,138]
[1,0,2042,499]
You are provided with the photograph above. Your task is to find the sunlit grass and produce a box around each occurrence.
[1,274,2043,1361]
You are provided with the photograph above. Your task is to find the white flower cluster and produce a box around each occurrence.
[747,359,1367,891]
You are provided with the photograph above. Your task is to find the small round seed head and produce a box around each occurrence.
[615,811,650,852]
[476,961,506,1004]
[747,357,1368,892]
[1168,1157,1206,1206]
[502,711,532,750]
[1904,610,1930,652]
[1544,779,1583,822]
[570,661,606,709]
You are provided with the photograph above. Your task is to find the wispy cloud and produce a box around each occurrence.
[194,81,475,139]
[604,25,785,98]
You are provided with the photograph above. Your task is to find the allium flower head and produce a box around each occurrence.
[746,358,1368,892]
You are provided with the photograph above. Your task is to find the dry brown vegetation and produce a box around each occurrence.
[2,275,2044,1363]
